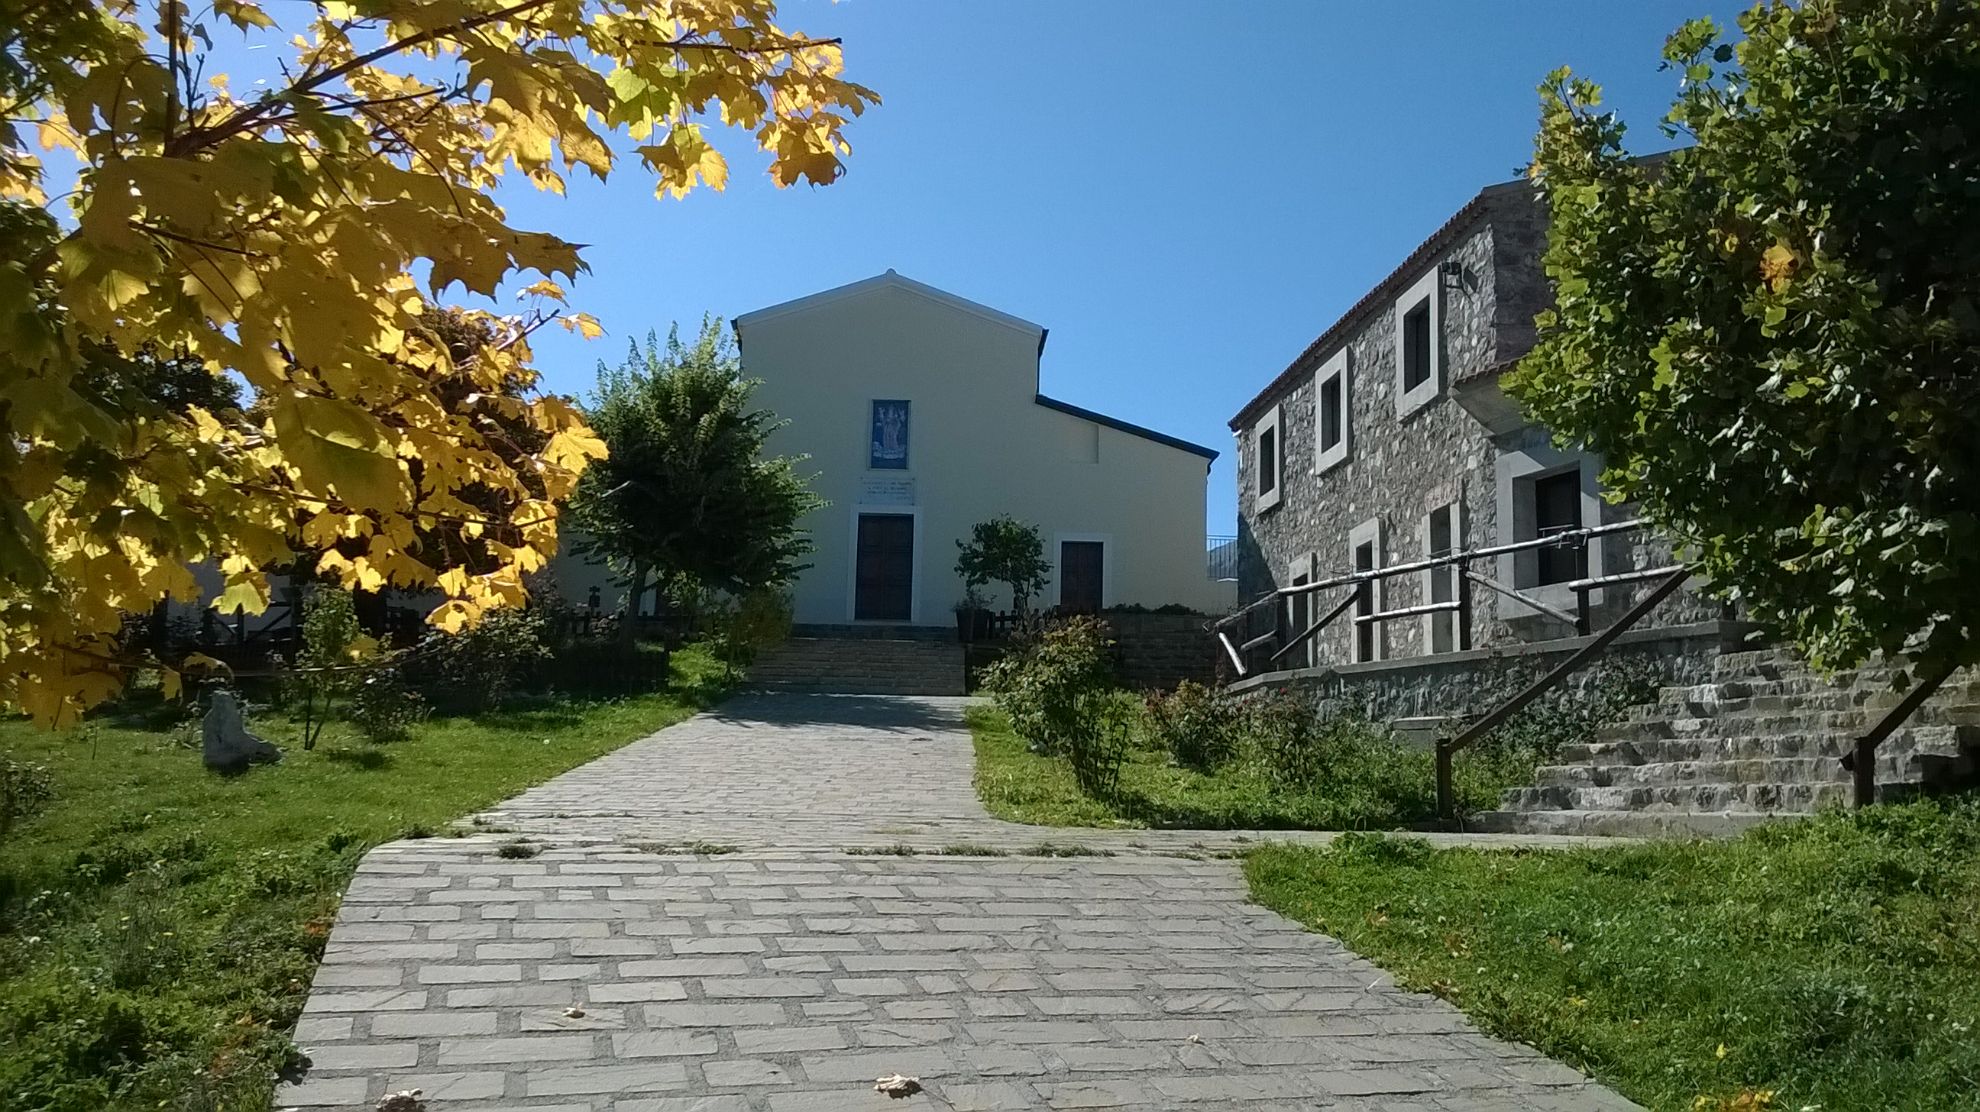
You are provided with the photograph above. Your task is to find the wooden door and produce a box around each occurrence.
[854,514,914,621]
[1060,541,1104,614]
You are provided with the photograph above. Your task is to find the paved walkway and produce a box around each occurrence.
[279,694,1640,1111]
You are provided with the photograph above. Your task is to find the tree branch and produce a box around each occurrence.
[166,0,560,156]
[133,221,267,257]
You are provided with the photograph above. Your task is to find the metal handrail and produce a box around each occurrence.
[1213,519,1654,678]
[1432,567,1691,820]
[1212,518,1646,631]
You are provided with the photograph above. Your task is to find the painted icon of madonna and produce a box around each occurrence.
[870,399,909,470]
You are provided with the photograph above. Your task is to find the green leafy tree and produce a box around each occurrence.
[955,515,1052,615]
[1512,1,1980,682]
[569,318,820,644]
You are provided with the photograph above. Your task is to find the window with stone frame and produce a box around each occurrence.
[1423,502,1462,654]
[1287,557,1313,669]
[1253,404,1284,512]
[1314,349,1349,474]
[1402,305,1431,391]
[1393,268,1442,417]
[1348,518,1383,663]
[1533,470,1586,586]
[1497,444,1605,609]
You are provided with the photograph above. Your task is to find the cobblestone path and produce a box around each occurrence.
[279,694,1639,1111]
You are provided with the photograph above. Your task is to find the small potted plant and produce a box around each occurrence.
[953,587,990,642]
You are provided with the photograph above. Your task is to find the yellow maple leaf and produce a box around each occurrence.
[544,428,608,470]
[1759,243,1798,291]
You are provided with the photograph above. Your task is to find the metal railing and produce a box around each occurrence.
[1210,519,1672,678]
[1208,519,1700,820]
[1209,517,1956,818]
[1205,535,1240,581]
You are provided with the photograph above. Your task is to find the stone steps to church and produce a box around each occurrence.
[748,636,966,696]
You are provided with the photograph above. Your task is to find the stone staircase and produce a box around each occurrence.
[750,632,965,696]
[1471,649,1980,837]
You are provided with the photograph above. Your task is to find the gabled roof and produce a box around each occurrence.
[733,269,1049,354]
[1228,177,1532,431]
[1035,394,1218,461]
[735,271,1216,465]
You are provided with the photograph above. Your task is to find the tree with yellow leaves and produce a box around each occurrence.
[0,1,877,724]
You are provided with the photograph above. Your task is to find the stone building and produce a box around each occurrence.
[1226,177,1742,719]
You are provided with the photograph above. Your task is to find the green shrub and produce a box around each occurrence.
[409,605,553,709]
[981,616,1116,757]
[288,587,366,749]
[0,757,54,839]
[1243,688,1330,786]
[1478,656,1665,764]
[1142,681,1243,772]
[710,587,793,676]
[1066,692,1133,800]
[348,662,426,742]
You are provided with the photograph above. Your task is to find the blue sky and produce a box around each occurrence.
[494,1,1753,532]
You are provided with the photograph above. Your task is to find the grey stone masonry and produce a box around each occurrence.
[1227,178,1720,682]
[281,694,1640,1110]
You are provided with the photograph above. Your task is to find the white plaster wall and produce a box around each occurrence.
[736,279,1219,626]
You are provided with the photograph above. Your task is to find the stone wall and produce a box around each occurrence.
[1228,621,1756,727]
[1107,612,1219,691]
[964,613,1220,694]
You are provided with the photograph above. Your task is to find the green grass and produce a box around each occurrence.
[0,646,727,1112]
[1245,802,1980,1112]
[968,704,1527,830]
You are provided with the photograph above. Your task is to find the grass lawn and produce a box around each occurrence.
[968,703,1527,830]
[0,646,728,1112]
[1246,801,1980,1111]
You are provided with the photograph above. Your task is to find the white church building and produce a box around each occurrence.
[732,270,1229,627]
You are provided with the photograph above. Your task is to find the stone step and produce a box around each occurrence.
[1647,682,1980,720]
[1465,808,1784,839]
[1529,751,1968,790]
[790,623,956,642]
[1485,650,1980,834]
[1601,708,1980,743]
[1709,649,1797,680]
[749,637,965,696]
[754,680,964,696]
[1562,724,1970,766]
[1499,778,1922,815]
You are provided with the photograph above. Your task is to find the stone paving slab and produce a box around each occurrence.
[280,693,1641,1110]
[282,844,1637,1111]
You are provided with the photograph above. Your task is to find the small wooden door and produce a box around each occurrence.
[854,514,914,621]
[1060,541,1104,614]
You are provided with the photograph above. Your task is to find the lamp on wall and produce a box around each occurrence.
[1439,260,1466,290]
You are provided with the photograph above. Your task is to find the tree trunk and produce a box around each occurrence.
[621,561,648,651]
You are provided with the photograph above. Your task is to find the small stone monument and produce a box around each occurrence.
[202,689,283,770]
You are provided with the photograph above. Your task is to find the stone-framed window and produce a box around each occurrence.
[1313,348,1350,475]
[1421,502,1463,654]
[1496,442,1606,618]
[1393,267,1442,418]
[1285,552,1317,669]
[1253,404,1284,513]
[1348,517,1384,663]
